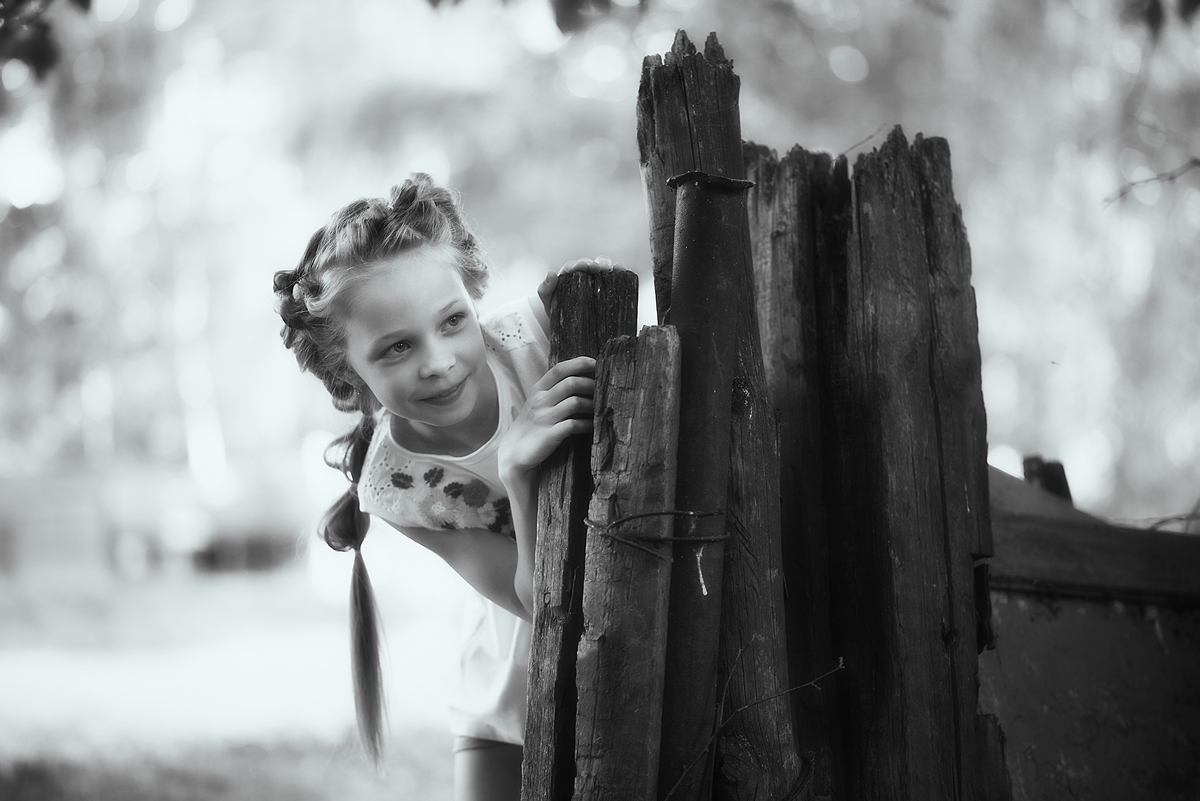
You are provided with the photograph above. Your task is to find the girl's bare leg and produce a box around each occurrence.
[454,742,522,801]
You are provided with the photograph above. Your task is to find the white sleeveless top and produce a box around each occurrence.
[358,296,550,744]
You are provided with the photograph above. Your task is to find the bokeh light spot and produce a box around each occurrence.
[581,44,627,83]
[828,45,868,83]
[0,105,65,208]
[155,0,194,32]
[1,60,31,95]
[1112,38,1142,74]
[95,0,139,24]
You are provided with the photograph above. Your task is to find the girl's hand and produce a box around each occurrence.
[539,256,624,318]
[498,355,596,482]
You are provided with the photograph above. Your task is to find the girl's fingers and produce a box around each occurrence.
[553,417,593,439]
[530,379,594,416]
[559,257,620,275]
[553,395,592,419]
[538,270,558,300]
[535,356,595,391]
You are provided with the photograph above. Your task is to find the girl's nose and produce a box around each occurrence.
[418,343,456,379]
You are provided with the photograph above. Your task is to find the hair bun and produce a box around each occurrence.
[274,269,299,295]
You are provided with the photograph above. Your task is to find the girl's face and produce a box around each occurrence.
[341,245,495,443]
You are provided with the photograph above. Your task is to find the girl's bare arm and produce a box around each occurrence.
[383,521,528,621]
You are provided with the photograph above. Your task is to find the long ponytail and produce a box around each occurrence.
[321,410,385,764]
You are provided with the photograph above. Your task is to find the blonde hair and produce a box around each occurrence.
[273,173,488,763]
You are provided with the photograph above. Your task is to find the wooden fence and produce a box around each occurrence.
[521,30,1010,801]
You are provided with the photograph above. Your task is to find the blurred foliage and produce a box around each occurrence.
[0,0,1198,530]
[0,0,89,82]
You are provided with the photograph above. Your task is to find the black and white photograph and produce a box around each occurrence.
[0,0,1197,798]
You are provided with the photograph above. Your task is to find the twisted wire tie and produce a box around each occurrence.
[584,509,726,560]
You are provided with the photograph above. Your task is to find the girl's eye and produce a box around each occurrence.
[389,341,410,355]
[446,313,465,328]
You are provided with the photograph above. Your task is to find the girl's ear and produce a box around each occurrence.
[353,379,381,414]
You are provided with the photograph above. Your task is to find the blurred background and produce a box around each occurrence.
[0,0,1196,796]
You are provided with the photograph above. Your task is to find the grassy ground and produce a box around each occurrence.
[0,736,453,801]
[0,554,466,800]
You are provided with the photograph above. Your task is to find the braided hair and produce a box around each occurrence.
[273,173,488,763]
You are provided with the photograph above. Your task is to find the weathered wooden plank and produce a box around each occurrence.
[657,170,740,801]
[989,511,1200,606]
[523,270,639,801]
[977,714,1013,801]
[743,143,843,799]
[914,133,993,801]
[573,327,681,801]
[713,186,804,801]
[637,30,801,801]
[637,30,744,323]
[818,126,960,800]
[915,135,993,562]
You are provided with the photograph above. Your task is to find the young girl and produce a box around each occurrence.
[274,173,611,801]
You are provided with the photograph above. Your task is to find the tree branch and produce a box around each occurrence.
[1104,157,1200,205]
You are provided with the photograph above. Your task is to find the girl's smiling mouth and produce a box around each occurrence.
[421,378,467,406]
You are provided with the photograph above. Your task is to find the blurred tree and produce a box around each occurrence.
[0,0,90,76]
[0,0,1198,523]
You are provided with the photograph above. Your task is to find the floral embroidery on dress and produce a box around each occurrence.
[365,455,514,538]
[446,479,490,508]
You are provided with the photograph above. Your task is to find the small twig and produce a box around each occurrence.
[1136,117,1192,149]
[715,642,752,734]
[1104,157,1200,206]
[838,123,888,160]
[1126,510,1200,531]
[660,658,847,801]
[721,658,846,723]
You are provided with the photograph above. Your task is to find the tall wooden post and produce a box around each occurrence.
[638,31,802,801]
[523,270,639,801]
[658,171,741,801]
[813,126,998,800]
[744,144,846,799]
[914,134,1007,799]
[573,326,681,801]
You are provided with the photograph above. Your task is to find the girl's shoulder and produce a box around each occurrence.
[480,296,550,398]
[480,296,550,355]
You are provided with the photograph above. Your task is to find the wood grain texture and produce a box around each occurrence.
[656,171,740,801]
[977,715,1012,801]
[637,30,801,801]
[818,126,961,800]
[914,133,992,800]
[712,200,803,801]
[637,30,744,324]
[573,327,681,801]
[914,135,993,562]
[744,143,843,799]
[522,270,639,801]
[989,511,1200,605]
